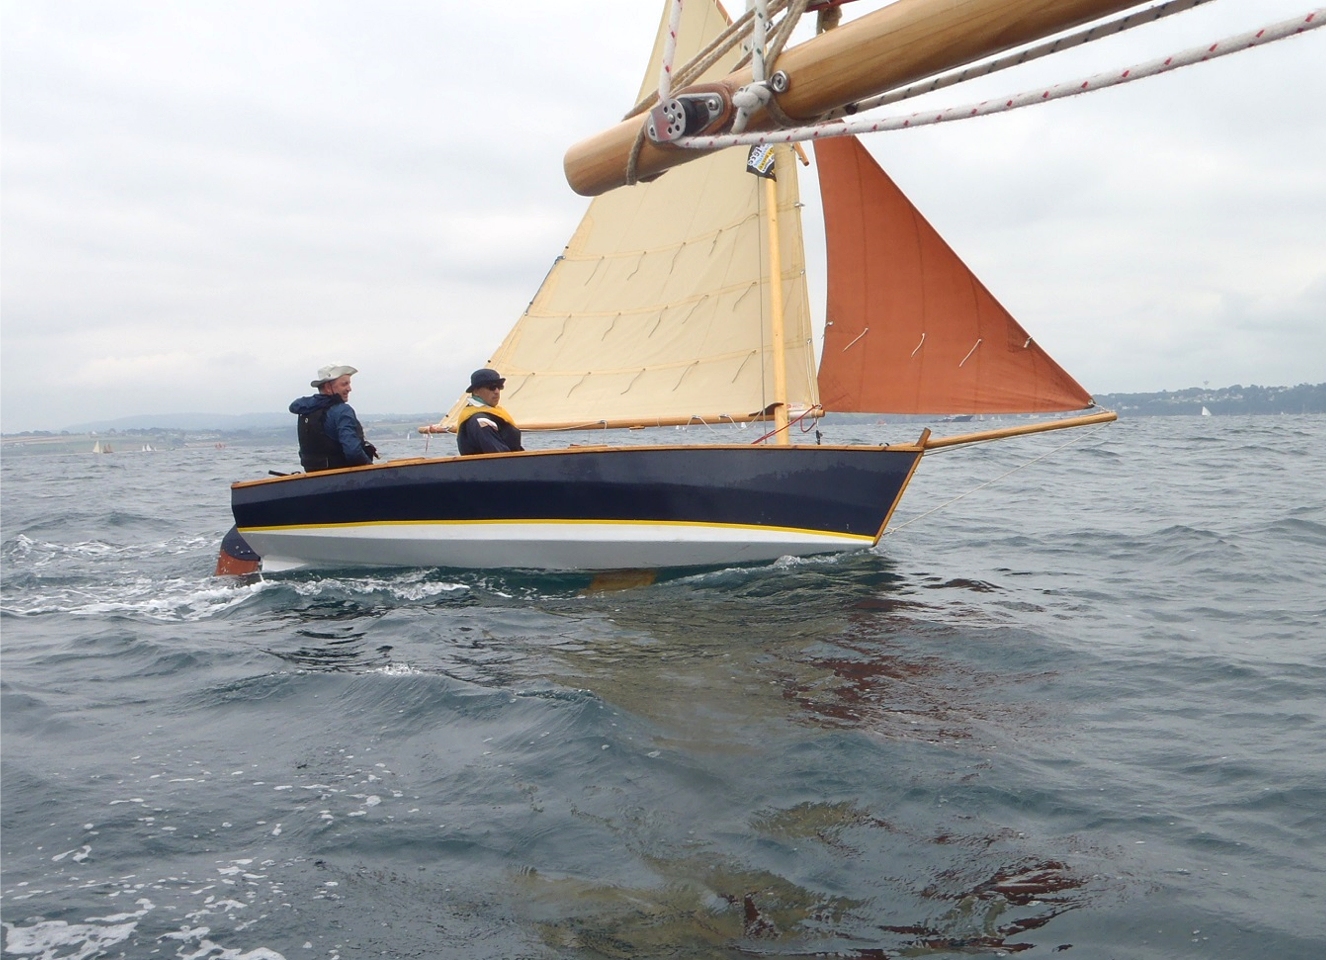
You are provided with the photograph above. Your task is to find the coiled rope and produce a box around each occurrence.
[672,8,1323,150]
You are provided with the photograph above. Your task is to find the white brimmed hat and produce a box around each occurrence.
[311,364,358,388]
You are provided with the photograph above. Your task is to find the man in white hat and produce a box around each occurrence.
[289,364,379,472]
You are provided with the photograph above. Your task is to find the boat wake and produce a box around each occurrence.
[1,569,266,625]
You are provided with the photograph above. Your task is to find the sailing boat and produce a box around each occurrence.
[219,0,1118,575]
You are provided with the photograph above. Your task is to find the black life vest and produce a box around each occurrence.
[457,408,523,456]
[298,401,355,472]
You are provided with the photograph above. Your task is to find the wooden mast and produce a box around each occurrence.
[764,172,790,444]
[566,0,1151,196]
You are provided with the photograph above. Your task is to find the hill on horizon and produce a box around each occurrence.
[14,382,1324,435]
[58,411,445,433]
[1092,381,1325,417]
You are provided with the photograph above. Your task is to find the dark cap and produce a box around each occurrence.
[468,368,505,392]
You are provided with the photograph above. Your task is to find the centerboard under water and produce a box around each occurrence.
[220,0,1115,575]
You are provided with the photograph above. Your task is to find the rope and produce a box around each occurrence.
[623,3,783,121]
[842,0,1217,117]
[751,0,770,83]
[624,123,650,186]
[658,0,685,102]
[674,8,1325,150]
[880,423,1111,538]
[673,5,770,94]
[688,414,741,435]
[750,404,824,444]
[767,0,809,68]
[625,0,805,182]
[734,0,815,133]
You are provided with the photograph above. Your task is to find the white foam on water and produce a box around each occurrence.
[2,917,139,959]
[375,662,421,676]
[5,533,482,623]
[2,574,270,621]
[49,845,91,863]
[1,898,153,960]
[285,571,467,602]
[164,924,288,960]
[5,533,217,566]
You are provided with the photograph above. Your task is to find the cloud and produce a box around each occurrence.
[2,0,1322,429]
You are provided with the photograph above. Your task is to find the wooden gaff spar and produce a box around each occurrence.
[564,0,1153,196]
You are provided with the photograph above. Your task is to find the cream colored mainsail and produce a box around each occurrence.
[442,0,818,431]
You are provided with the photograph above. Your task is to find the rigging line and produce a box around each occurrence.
[733,0,774,133]
[729,0,801,73]
[624,123,650,186]
[677,4,765,88]
[767,0,810,67]
[881,423,1112,537]
[677,8,1325,149]
[751,0,770,83]
[686,414,727,436]
[751,404,824,444]
[623,2,781,120]
[672,4,766,92]
[733,0,810,132]
[840,0,1217,117]
[658,0,686,103]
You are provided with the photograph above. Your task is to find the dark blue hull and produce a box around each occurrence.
[230,444,922,571]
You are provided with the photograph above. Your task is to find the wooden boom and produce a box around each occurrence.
[895,410,1120,451]
[565,0,1151,196]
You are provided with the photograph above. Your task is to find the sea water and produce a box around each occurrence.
[2,415,1324,959]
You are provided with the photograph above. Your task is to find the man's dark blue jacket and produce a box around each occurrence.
[290,394,372,471]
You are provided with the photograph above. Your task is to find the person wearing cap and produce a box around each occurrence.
[456,368,523,456]
[289,364,379,472]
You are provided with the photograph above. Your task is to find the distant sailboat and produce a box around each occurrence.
[92,440,112,454]
[1201,406,1212,416]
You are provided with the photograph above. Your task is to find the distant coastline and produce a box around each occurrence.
[1092,382,1325,417]
[2,383,1322,451]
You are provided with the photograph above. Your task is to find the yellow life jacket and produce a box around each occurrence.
[456,398,517,430]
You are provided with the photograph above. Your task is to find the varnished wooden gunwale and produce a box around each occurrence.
[234,410,1114,492]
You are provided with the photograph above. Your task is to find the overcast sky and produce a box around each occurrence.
[2,0,1322,431]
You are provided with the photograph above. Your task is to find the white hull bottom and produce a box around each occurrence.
[241,521,876,573]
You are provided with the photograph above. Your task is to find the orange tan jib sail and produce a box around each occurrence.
[814,135,1093,415]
